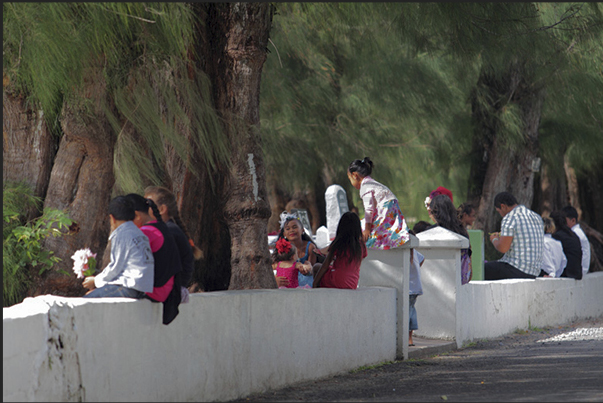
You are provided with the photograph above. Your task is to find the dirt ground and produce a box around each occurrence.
[231,316,603,402]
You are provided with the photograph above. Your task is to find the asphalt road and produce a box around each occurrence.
[232,317,603,402]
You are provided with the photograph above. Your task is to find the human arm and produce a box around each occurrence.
[83,276,96,290]
[296,261,312,275]
[312,249,334,288]
[360,190,376,242]
[95,231,154,291]
[490,232,513,253]
[306,242,317,266]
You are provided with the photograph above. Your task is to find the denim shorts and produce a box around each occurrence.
[83,284,145,299]
[409,294,419,331]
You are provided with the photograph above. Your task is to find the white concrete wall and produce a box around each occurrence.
[357,234,418,360]
[414,226,603,348]
[458,273,603,346]
[3,287,396,402]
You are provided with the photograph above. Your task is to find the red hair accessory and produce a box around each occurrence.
[276,238,292,254]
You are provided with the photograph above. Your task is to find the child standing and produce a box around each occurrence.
[312,212,368,289]
[408,229,425,346]
[347,157,410,249]
[273,238,312,289]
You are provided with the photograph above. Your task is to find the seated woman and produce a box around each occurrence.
[126,194,184,324]
[550,210,583,280]
[312,212,367,289]
[428,195,472,284]
[457,202,476,230]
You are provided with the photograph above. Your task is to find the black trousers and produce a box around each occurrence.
[484,261,536,280]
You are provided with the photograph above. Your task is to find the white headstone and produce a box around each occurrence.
[325,184,349,240]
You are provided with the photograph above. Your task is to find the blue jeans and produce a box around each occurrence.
[409,294,419,331]
[83,284,145,299]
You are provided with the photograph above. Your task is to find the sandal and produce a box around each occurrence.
[409,343,415,347]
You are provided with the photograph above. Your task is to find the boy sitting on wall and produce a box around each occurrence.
[83,196,155,299]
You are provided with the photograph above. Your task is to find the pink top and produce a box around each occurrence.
[275,261,299,288]
[140,222,164,252]
[319,243,368,289]
[140,222,172,302]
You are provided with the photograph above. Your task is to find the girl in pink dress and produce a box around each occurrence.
[312,212,368,289]
[347,157,410,250]
[272,238,312,288]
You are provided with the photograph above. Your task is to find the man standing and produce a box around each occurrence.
[561,205,591,277]
[485,192,544,280]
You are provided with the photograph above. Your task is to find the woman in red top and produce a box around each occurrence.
[313,212,367,289]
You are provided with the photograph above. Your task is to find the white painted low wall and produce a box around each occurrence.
[357,234,418,360]
[415,226,603,348]
[3,287,396,402]
[6,228,603,402]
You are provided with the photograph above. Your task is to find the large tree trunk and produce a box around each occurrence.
[34,66,117,298]
[199,3,276,290]
[3,90,58,220]
[470,62,545,241]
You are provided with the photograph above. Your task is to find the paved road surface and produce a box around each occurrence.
[232,317,603,402]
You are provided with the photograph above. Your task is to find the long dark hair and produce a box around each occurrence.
[329,212,363,264]
[430,195,468,239]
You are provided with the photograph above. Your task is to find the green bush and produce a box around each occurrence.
[3,182,73,307]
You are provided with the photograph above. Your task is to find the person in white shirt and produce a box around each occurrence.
[540,217,567,278]
[561,206,591,276]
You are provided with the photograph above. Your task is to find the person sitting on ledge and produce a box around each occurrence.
[485,192,544,280]
[83,196,155,298]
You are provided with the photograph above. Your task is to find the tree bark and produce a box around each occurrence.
[470,62,545,240]
[199,3,276,290]
[36,66,117,297]
[3,90,58,220]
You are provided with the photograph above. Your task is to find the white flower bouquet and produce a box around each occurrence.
[71,248,97,278]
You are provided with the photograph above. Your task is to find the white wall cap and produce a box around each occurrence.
[416,226,470,248]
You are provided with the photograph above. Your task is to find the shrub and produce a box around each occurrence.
[3,182,73,307]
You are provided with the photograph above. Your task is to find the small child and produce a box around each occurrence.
[347,157,410,249]
[272,238,311,289]
[312,212,368,289]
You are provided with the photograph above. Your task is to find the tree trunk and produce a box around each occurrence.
[198,3,276,290]
[35,66,116,298]
[470,62,545,240]
[3,90,58,220]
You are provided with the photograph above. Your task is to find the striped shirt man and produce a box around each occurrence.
[499,204,544,276]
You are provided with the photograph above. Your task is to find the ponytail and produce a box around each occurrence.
[145,186,203,260]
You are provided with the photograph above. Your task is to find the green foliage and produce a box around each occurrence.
[3,182,74,307]
[262,2,602,228]
[4,3,229,195]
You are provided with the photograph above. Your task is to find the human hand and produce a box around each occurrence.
[362,228,371,243]
[82,276,96,290]
[300,262,312,275]
[489,232,500,242]
[275,276,290,287]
